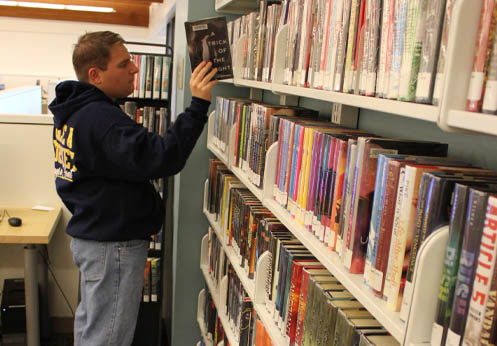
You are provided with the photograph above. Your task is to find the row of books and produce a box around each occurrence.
[121,102,169,136]
[142,257,161,303]
[226,0,456,106]
[201,288,228,346]
[209,97,497,337]
[213,97,318,188]
[149,229,163,250]
[121,101,169,196]
[201,287,274,346]
[205,211,400,346]
[429,190,497,346]
[131,54,171,100]
[466,0,497,114]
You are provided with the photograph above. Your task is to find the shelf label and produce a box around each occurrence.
[304,210,313,227]
[467,71,484,101]
[371,268,383,292]
[433,73,444,102]
[364,260,372,286]
[344,248,352,270]
[416,72,432,99]
[483,80,497,112]
[445,329,461,346]
[431,323,444,346]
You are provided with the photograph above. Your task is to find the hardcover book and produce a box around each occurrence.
[185,16,233,80]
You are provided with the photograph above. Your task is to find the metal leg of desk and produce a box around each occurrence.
[38,245,50,339]
[24,244,40,346]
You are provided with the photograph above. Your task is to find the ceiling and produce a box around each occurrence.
[0,0,162,27]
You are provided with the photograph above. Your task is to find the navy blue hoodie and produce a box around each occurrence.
[49,80,210,241]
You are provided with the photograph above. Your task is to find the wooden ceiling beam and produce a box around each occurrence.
[0,5,149,27]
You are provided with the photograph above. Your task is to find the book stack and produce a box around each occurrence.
[131,54,171,100]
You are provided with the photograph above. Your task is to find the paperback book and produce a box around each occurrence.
[185,16,234,80]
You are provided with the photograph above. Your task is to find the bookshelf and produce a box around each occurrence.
[193,0,497,344]
[116,41,173,346]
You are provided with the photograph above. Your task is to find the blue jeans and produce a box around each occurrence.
[71,237,149,346]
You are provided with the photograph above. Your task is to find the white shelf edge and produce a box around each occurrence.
[207,143,230,166]
[271,83,439,122]
[215,0,259,14]
[262,198,405,343]
[231,166,264,201]
[254,302,288,346]
[201,268,239,346]
[447,109,497,136]
[219,78,234,84]
[233,78,272,91]
[198,289,214,346]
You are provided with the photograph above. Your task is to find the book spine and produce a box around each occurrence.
[372,161,403,297]
[383,167,410,311]
[365,0,381,96]
[432,0,456,105]
[317,0,333,89]
[387,0,408,100]
[152,56,162,100]
[446,189,491,345]
[479,232,497,344]
[325,0,342,90]
[430,184,469,346]
[415,0,447,104]
[333,0,353,92]
[364,154,388,287]
[145,56,154,99]
[343,0,361,93]
[466,0,497,112]
[482,7,497,114]
[337,140,358,257]
[462,195,497,345]
[375,0,393,97]
[327,139,348,250]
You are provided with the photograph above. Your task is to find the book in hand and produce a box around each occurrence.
[185,16,233,80]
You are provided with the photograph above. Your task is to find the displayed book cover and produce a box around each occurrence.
[185,16,233,80]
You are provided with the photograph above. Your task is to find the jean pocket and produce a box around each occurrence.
[72,238,105,282]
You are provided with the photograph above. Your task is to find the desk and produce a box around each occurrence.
[0,206,62,346]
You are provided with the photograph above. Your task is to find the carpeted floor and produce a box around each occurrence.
[0,334,73,346]
[40,334,73,346]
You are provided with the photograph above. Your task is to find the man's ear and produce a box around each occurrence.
[88,67,101,85]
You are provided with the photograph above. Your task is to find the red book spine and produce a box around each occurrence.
[466,0,497,112]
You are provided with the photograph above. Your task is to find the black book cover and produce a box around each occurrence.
[448,187,497,341]
[185,16,233,80]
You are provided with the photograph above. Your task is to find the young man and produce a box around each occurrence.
[49,31,217,346]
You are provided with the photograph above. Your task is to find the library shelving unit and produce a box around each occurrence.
[116,41,173,346]
[198,0,497,345]
[215,0,259,14]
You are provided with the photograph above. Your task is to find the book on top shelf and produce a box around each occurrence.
[185,16,234,80]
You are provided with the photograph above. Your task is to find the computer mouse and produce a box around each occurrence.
[8,217,22,227]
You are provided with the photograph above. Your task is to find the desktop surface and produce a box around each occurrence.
[0,206,62,244]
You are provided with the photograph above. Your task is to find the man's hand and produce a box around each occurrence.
[190,61,218,101]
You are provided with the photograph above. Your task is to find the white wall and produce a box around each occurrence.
[0,17,165,100]
[0,16,165,319]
